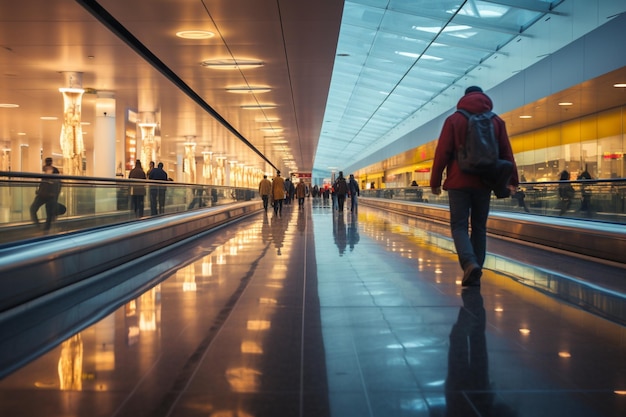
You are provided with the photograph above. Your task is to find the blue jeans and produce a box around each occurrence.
[351,194,358,211]
[447,188,491,270]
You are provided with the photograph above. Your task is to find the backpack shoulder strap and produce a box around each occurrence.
[456,109,471,118]
[457,109,497,119]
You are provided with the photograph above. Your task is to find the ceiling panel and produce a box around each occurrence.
[1,0,625,182]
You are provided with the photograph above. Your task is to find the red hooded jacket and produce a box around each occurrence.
[430,91,519,190]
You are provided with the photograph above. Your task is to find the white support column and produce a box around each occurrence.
[94,92,116,178]
[183,137,196,184]
[94,92,117,213]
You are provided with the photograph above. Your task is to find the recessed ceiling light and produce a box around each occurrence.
[260,128,283,132]
[0,103,19,108]
[558,102,573,106]
[241,104,276,110]
[613,83,626,88]
[201,58,264,70]
[40,116,58,120]
[176,30,215,39]
[519,115,532,119]
[256,117,280,123]
[226,85,271,94]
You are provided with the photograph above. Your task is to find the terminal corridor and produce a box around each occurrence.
[0,203,624,417]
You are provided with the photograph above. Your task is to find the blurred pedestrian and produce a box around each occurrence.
[577,168,592,216]
[557,170,574,216]
[296,178,307,207]
[148,162,168,214]
[334,172,348,211]
[272,170,285,216]
[348,174,359,212]
[30,157,61,231]
[259,175,272,211]
[129,160,146,218]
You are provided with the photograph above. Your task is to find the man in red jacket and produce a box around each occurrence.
[430,86,519,287]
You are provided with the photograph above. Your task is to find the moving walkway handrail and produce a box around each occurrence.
[0,171,259,246]
[360,178,626,225]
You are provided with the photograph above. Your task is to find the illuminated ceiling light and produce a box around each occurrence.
[519,328,531,335]
[260,127,283,132]
[201,58,264,70]
[241,104,276,110]
[40,116,58,120]
[0,103,19,108]
[396,51,420,59]
[226,85,271,94]
[613,83,626,88]
[558,351,571,358]
[519,115,532,119]
[558,102,573,106]
[256,117,280,123]
[456,4,508,18]
[395,51,442,61]
[176,30,215,39]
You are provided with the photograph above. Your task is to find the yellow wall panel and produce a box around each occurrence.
[580,114,597,141]
[597,108,621,138]
[561,119,581,144]
[533,130,548,150]
[546,125,561,147]
[510,132,529,153]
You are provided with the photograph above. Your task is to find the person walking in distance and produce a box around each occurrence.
[272,170,285,216]
[259,175,272,212]
[430,86,518,287]
[148,162,168,214]
[30,157,61,232]
[348,174,360,212]
[334,171,348,212]
[129,160,147,218]
[295,178,307,207]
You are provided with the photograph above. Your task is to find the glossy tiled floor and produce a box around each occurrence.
[1,201,625,417]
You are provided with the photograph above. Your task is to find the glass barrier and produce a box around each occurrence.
[360,179,626,225]
[0,171,259,246]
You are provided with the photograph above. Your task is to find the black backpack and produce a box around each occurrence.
[456,109,499,174]
[457,109,512,198]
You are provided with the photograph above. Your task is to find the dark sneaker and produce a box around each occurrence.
[462,264,482,287]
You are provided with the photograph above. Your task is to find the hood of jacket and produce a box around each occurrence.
[457,91,493,114]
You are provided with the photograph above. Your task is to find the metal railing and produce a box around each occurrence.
[360,178,626,225]
[0,171,258,246]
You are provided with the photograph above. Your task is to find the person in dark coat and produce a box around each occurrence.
[129,160,146,218]
[148,162,168,214]
[30,157,61,231]
[333,172,348,212]
[348,174,360,212]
